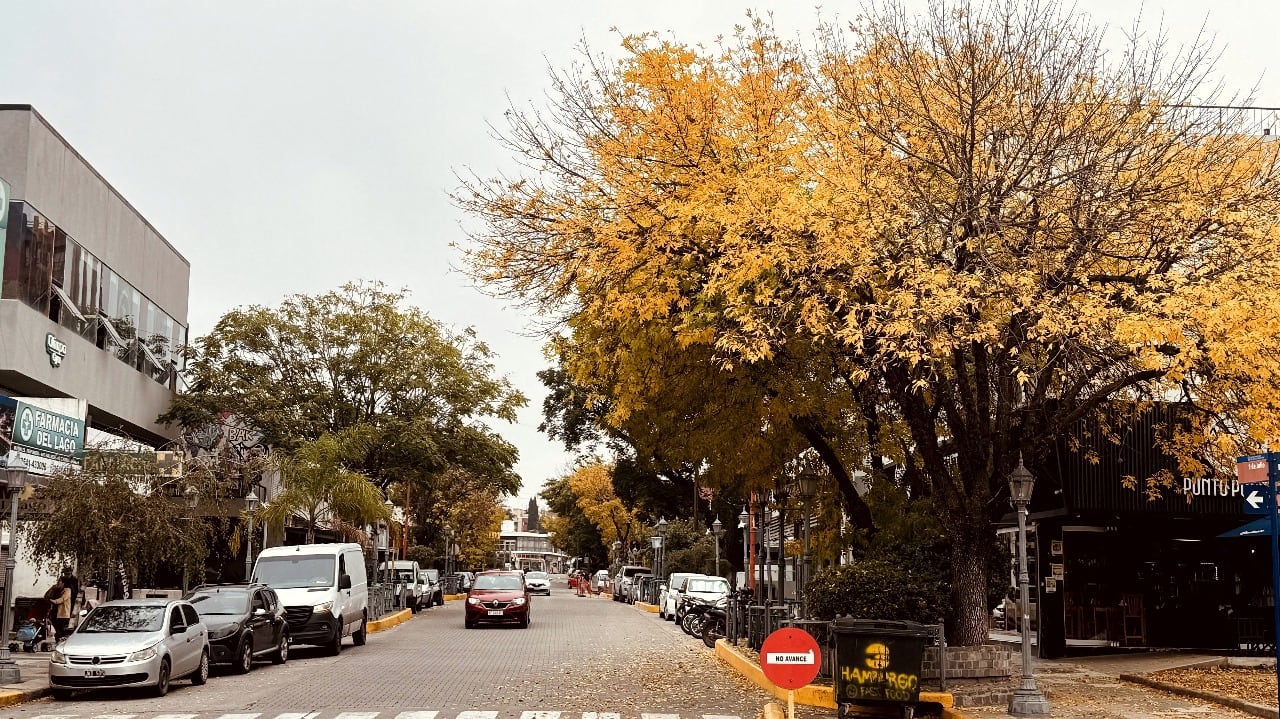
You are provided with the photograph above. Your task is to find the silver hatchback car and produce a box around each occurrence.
[49,598,210,699]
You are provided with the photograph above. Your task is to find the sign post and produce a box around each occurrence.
[1236,453,1280,709]
[760,628,821,719]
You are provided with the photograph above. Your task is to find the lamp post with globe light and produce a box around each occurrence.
[738,506,749,592]
[711,518,724,578]
[1008,455,1050,717]
[0,456,28,683]
[795,472,818,617]
[243,487,260,581]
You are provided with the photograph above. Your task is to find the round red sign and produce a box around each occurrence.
[760,627,821,689]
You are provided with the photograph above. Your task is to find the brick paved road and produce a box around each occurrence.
[2,587,800,719]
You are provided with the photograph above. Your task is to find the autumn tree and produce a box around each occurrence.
[162,281,526,550]
[459,2,1280,645]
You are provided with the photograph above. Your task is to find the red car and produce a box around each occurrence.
[464,570,531,628]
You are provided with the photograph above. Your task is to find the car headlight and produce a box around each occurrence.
[511,597,527,606]
[209,623,241,641]
[126,643,159,662]
[467,597,482,605]
[313,601,333,615]
[51,649,67,665]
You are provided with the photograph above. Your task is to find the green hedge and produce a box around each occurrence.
[806,558,948,623]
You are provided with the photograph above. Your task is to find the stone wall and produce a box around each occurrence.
[921,644,1014,680]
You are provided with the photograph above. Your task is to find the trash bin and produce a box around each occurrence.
[833,618,932,716]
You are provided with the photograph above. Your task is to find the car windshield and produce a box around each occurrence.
[189,590,249,615]
[687,578,729,593]
[526,572,549,580]
[473,574,523,590]
[253,555,336,589]
[79,605,166,633]
[393,569,417,582]
[424,569,439,581]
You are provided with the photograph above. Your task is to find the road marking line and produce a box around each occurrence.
[583,713,621,719]
[519,713,561,719]
[455,712,499,719]
[152,715,198,719]
[272,714,320,719]
[333,714,380,719]
[91,715,138,719]
[217,715,263,719]
[395,713,439,719]
[642,714,681,719]
[30,715,79,719]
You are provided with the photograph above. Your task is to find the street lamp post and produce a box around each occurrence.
[773,487,789,602]
[182,487,200,593]
[738,506,749,592]
[0,457,28,683]
[711,518,724,578]
[656,518,668,582]
[243,488,260,581]
[795,472,818,618]
[384,499,395,586]
[1008,455,1051,717]
[443,525,454,582]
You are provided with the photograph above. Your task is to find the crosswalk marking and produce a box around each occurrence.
[152,715,198,719]
[394,714,439,719]
[518,713,560,719]
[217,715,262,719]
[333,714,379,719]
[454,713,499,719]
[272,714,320,719]
[583,714,620,719]
[642,715,681,719]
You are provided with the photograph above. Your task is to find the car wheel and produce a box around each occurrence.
[50,688,74,701]
[326,625,343,656]
[235,636,253,674]
[192,649,210,685]
[519,613,529,629]
[271,633,289,664]
[465,617,476,629]
[353,611,368,646]
[152,658,171,697]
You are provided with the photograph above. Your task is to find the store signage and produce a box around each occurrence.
[45,333,67,368]
[1236,454,1273,484]
[13,400,84,458]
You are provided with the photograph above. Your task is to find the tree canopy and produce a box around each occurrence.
[460,1,1280,644]
[162,281,526,562]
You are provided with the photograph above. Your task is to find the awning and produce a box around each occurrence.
[1218,518,1273,538]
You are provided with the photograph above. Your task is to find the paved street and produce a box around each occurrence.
[0,590,783,719]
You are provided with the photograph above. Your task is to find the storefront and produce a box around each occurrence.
[1022,407,1269,658]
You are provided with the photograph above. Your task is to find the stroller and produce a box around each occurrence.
[9,598,54,653]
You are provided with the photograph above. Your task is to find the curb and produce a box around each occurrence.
[367,608,412,633]
[1119,673,1278,719]
[715,639,953,712]
[635,602,659,613]
[443,594,467,601]
[0,687,46,708]
[762,702,784,719]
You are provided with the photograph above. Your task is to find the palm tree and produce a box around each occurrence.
[256,432,391,544]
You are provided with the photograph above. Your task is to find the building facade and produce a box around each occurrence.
[0,105,188,448]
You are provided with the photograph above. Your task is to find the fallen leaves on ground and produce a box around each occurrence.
[1147,665,1277,708]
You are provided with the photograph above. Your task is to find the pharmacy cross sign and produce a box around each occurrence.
[760,628,821,689]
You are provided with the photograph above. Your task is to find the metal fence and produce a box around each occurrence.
[369,585,395,620]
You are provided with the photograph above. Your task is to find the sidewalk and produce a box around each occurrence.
[0,651,53,707]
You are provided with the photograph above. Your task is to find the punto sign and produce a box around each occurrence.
[45,333,67,368]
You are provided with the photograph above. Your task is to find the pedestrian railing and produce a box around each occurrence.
[369,585,395,619]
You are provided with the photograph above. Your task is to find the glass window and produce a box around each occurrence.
[181,603,200,627]
[189,589,248,615]
[79,604,166,633]
[253,555,336,589]
[2,204,54,313]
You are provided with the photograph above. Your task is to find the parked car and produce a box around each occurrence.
[464,570,531,628]
[524,570,552,595]
[185,583,289,673]
[675,576,731,622]
[420,569,444,606]
[378,560,425,612]
[592,569,610,594]
[49,598,210,699]
[612,565,650,602]
[660,572,706,620]
[251,542,369,655]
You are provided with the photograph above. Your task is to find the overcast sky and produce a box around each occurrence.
[3,1,1278,510]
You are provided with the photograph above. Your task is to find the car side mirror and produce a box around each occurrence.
[253,607,267,616]
[339,573,352,590]
[170,622,185,635]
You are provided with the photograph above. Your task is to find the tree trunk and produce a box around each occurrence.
[950,526,992,646]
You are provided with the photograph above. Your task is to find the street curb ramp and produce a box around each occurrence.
[715,639,963,718]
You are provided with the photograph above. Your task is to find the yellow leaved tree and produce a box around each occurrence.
[459,2,1280,645]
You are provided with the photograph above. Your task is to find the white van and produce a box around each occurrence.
[377,559,424,612]
[251,543,369,655]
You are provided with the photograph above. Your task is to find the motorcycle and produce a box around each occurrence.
[701,595,729,648]
[679,595,714,636]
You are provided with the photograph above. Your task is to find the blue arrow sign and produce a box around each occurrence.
[1245,485,1275,515]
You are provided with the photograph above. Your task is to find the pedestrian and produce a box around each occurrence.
[47,580,71,639]
[60,566,80,618]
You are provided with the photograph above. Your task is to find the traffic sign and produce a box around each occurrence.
[760,628,821,690]
[1245,485,1274,515]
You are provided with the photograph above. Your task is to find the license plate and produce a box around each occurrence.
[487,610,503,616]
[84,669,104,677]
